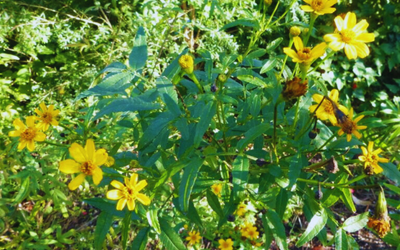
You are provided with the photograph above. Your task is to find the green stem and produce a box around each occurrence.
[41,140,68,147]
[291,96,301,133]
[303,13,317,46]
[307,50,335,74]
[270,0,297,27]
[278,38,294,79]
[294,96,326,141]
[188,73,204,93]
[297,178,379,190]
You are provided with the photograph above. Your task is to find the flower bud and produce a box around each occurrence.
[178,54,194,74]
[218,74,227,83]
[367,189,391,238]
[290,26,301,37]
[105,156,115,167]
[264,0,272,6]
[210,83,217,93]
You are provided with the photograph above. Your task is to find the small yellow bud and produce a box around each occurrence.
[264,0,272,6]
[129,160,140,168]
[105,156,115,167]
[178,54,194,74]
[218,74,227,83]
[290,26,301,37]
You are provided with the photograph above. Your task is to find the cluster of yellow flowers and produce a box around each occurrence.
[8,103,60,151]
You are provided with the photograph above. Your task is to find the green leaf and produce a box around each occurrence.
[263,209,289,250]
[382,162,400,185]
[266,37,283,51]
[206,189,224,218]
[159,218,187,250]
[131,227,150,250]
[129,27,147,70]
[179,157,203,211]
[288,154,301,188]
[220,19,259,30]
[157,76,178,104]
[296,208,328,247]
[94,97,160,119]
[237,123,270,151]
[335,228,349,250]
[340,186,356,213]
[232,155,249,200]
[237,75,269,88]
[188,201,204,229]
[122,212,132,250]
[383,183,400,195]
[260,58,278,74]
[147,206,161,234]
[276,188,288,219]
[162,49,189,80]
[342,212,369,233]
[13,177,30,204]
[94,211,113,250]
[83,198,140,219]
[194,101,216,147]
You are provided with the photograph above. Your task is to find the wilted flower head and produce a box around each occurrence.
[368,190,391,238]
[282,77,308,100]
[324,12,375,59]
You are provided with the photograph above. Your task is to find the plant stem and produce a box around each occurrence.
[291,97,301,133]
[188,73,204,93]
[41,140,68,147]
[303,13,317,46]
[297,178,379,190]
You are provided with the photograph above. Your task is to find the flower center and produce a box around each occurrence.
[41,112,53,123]
[298,48,312,60]
[123,186,137,199]
[80,161,96,175]
[323,101,334,113]
[341,120,355,134]
[341,29,356,43]
[311,0,324,11]
[222,242,230,248]
[21,128,36,140]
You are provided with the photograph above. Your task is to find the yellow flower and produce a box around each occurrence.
[8,116,46,152]
[301,0,337,15]
[34,102,60,131]
[234,203,247,216]
[186,230,201,245]
[309,89,349,125]
[290,26,301,37]
[179,54,194,74]
[324,12,375,59]
[211,183,222,197]
[218,238,233,250]
[105,156,115,167]
[106,173,151,210]
[358,141,389,174]
[59,139,107,190]
[241,223,259,240]
[282,77,308,100]
[337,108,367,142]
[283,37,327,65]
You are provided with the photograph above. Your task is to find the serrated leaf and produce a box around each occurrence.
[159,218,187,250]
[342,212,369,233]
[206,189,224,218]
[335,228,349,250]
[260,58,278,74]
[94,211,113,250]
[129,27,147,70]
[131,227,150,250]
[296,208,328,247]
[340,187,356,213]
[94,97,160,119]
[179,157,203,212]
[194,101,216,147]
[232,155,249,200]
[237,123,270,151]
[264,209,289,250]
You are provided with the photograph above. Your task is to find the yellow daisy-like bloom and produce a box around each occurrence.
[178,54,194,74]
[34,102,60,131]
[211,183,222,197]
[106,173,151,211]
[309,89,349,125]
[59,139,107,190]
[241,223,259,240]
[301,0,337,16]
[358,141,389,174]
[283,37,327,66]
[186,230,201,245]
[8,116,46,152]
[324,12,375,59]
[234,203,247,217]
[337,108,367,142]
[218,238,233,250]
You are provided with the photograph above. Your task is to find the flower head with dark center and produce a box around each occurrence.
[283,37,327,66]
[218,238,233,250]
[8,116,46,152]
[309,89,348,125]
[301,0,337,15]
[35,102,60,131]
[324,12,375,59]
[186,230,201,245]
[106,173,151,210]
[358,141,389,174]
[211,183,222,197]
[337,108,367,142]
[59,139,107,190]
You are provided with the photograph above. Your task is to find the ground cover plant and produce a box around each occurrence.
[1,0,400,249]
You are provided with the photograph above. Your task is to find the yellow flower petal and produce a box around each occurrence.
[130,173,139,187]
[8,130,21,137]
[353,130,362,139]
[59,159,81,173]
[116,198,127,210]
[68,173,86,190]
[301,5,314,12]
[310,42,327,58]
[353,19,369,34]
[107,189,124,200]
[367,141,374,152]
[27,140,35,152]
[293,37,303,51]
[356,33,375,43]
[111,180,125,189]
[344,12,356,29]
[334,16,344,32]
[353,42,370,58]
[18,141,27,151]
[344,44,358,59]
[85,139,95,162]
[26,116,36,127]
[69,142,87,163]
[34,131,46,141]
[135,180,148,192]
[127,199,136,211]
[137,193,151,205]
[92,167,103,185]
[39,102,47,112]
[94,148,108,166]
[329,89,339,102]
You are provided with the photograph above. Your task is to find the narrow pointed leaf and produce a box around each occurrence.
[296,208,328,247]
